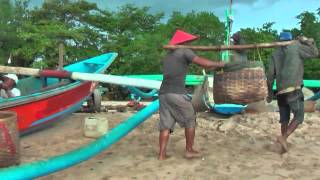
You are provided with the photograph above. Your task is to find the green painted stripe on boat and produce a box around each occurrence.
[125,74,205,86]
[126,75,320,88]
[302,80,320,88]
[272,80,320,89]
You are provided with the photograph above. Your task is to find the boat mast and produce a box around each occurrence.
[221,0,233,62]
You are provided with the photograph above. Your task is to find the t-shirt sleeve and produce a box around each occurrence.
[298,42,319,60]
[182,49,196,64]
[11,88,21,97]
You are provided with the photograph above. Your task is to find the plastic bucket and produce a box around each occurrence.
[84,116,108,138]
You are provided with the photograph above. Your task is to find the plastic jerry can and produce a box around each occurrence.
[84,116,108,138]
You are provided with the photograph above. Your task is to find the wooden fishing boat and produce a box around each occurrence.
[0,52,117,135]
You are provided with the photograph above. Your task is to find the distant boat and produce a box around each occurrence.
[0,53,117,135]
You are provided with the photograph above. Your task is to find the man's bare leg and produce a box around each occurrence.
[159,129,170,160]
[277,122,289,151]
[277,120,299,152]
[285,119,299,138]
[281,122,288,137]
[185,127,200,158]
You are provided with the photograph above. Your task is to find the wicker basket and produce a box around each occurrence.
[213,65,268,104]
[0,111,20,168]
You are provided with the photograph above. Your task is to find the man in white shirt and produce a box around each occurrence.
[0,74,21,98]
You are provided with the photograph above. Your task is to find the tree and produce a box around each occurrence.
[14,0,104,68]
[166,11,225,74]
[2,1,318,81]
[238,22,278,69]
[0,0,21,65]
[101,4,164,74]
[295,10,320,79]
[296,11,320,44]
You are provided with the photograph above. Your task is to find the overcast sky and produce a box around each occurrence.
[30,0,319,33]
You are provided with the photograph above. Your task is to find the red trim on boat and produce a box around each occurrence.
[40,70,71,79]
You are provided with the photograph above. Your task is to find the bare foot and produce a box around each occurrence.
[158,155,166,160]
[185,150,201,159]
[277,136,288,152]
[159,154,170,160]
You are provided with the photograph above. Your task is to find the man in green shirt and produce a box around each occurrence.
[267,32,319,152]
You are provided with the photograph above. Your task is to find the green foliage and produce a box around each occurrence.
[101,4,165,74]
[31,59,49,69]
[0,0,16,64]
[296,11,320,46]
[1,1,319,80]
[304,59,320,79]
[295,10,320,79]
[13,0,103,67]
[238,22,278,69]
[167,11,225,74]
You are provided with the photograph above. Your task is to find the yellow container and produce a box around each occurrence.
[84,116,108,138]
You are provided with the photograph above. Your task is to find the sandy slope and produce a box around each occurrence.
[18,107,320,180]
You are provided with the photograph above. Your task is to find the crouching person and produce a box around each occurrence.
[0,74,21,98]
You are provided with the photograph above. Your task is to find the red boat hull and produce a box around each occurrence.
[3,82,94,134]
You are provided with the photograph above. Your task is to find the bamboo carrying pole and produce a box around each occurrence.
[163,40,297,51]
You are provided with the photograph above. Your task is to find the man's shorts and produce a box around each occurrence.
[277,90,304,124]
[159,93,196,132]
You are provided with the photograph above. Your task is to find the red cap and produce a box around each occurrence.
[169,29,199,45]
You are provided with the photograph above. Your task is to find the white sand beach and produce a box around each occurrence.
[18,102,320,180]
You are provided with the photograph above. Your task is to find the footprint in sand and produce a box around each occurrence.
[264,141,284,154]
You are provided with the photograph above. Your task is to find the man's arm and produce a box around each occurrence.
[298,37,319,59]
[192,56,226,70]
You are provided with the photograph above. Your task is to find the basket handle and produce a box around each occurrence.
[200,70,213,110]
[253,45,262,62]
[257,47,262,62]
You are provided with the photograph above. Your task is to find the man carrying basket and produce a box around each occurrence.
[158,29,231,160]
[266,32,319,152]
